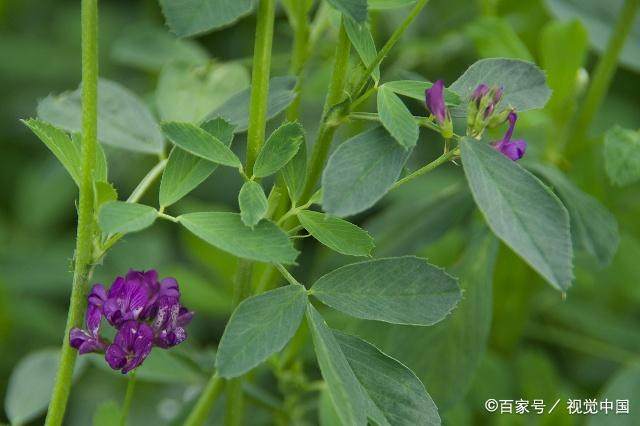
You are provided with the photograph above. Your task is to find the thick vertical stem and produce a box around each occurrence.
[45,1,98,425]
[285,0,311,121]
[301,20,351,201]
[562,0,640,158]
[184,2,276,424]
[245,0,277,176]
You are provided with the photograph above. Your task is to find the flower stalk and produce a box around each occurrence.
[45,0,99,424]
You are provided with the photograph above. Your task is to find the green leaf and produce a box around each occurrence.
[546,0,640,72]
[540,20,589,117]
[377,85,419,149]
[459,137,573,290]
[306,304,368,426]
[98,201,158,235]
[159,118,235,208]
[382,80,461,105]
[92,401,122,426]
[310,256,460,325]
[216,284,308,378]
[335,331,441,426]
[449,58,551,112]
[239,180,269,227]
[111,23,208,72]
[159,0,254,37]
[160,149,216,208]
[5,349,87,425]
[322,127,410,217]
[586,364,640,426]
[604,126,640,187]
[281,137,307,203]
[297,210,374,257]
[178,212,299,264]
[326,0,368,23]
[466,16,533,61]
[369,0,416,9]
[344,16,380,83]
[162,121,241,168]
[95,181,118,209]
[254,122,305,178]
[530,164,619,268]
[157,62,250,124]
[22,119,108,186]
[365,229,498,409]
[207,76,297,132]
[37,79,164,154]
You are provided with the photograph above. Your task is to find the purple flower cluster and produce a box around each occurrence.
[70,270,193,373]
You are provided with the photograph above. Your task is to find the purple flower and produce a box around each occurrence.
[105,320,154,374]
[471,83,489,103]
[425,80,448,124]
[69,269,193,374]
[152,297,193,348]
[492,111,527,161]
[425,80,453,138]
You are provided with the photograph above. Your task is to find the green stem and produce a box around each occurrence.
[391,149,458,190]
[301,20,351,201]
[352,0,430,96]
[45,1,98,424]
[285,0,311,121]
[562,0,640,159]
[120,371,137,426]
[275,264,301,286]
[183,375,224,426]
[245,0,277,176]
[128,159,167,204]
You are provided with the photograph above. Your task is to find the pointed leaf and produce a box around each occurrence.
[178,212,299,264]
[281,137,307,203]
[98,201,158,235]
[377,85,419,149]
[449,58,551,112]
[254,122,305,178]
[322,127,410,217]
[335,331,441,426]
[345,17,380,83]
[159,0,254,37]
[239,180,269,227]
[460,137,573,290]
[159,119,235,208]
[37,79,164,154]
[216,284,308,378]
[310,256,460,326]
[306,304,368,426]
[162,121,241,167]
[297,210,374,257]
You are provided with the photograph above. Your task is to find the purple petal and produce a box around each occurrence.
[88,284,107,308]
[69,328,91,350]
[425,80,447,124]
[105,344,127,371]
[159,278,180,299]
[493,139,527,161]
[70,328,105,354]
[177,307,194,327]
[85,304,102,336]
[471,83,489,102]
[108,276,126,299]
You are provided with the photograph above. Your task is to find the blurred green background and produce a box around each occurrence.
[1,0,639,424]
